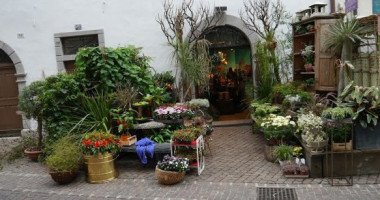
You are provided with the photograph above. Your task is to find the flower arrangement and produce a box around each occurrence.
[157,155,189,172]
[261,114,296,143]
[297,112,327,143]
[189,99,210,108]
[154,105,193,120]
[81,131,121,156]
[172,127,202,143]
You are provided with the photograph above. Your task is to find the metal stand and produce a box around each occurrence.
[171,135,205,175]
[325,119,354,186]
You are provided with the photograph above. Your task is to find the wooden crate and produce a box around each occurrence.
[120,135,137,146]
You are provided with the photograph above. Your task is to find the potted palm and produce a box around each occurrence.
[45,135,82,184]
[155,155,189,185]
[81,130,121,183]
[18,81,45,161]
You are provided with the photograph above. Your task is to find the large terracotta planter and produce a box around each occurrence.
[49,170,78,184]
[84,153,118,184]
[24,147,42,162]
[155,166,186,185]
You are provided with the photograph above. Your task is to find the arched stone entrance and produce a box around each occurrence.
[200,15,259,117]
[0,41,27,136]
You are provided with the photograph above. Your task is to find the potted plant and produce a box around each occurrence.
[155,155,189,185]
[297,112,328,153]
[18,81,45,161]
[281,163,296,175]
[339,82,380,149]
[306,24,315,32]
[272,144,294,165]
[322,107,353,122]
[81,130,121,183]
[45,135,82,184]
[298,164,309,175]
[153,105,193,125]
[301,45,314,72]
[324,122,352,151]
[261,114,296,162]
[172,127,202,145]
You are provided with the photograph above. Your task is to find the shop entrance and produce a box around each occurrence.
[202,25,253,120]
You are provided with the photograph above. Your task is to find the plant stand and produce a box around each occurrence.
[325,119,354,186]
[171,135,205,175]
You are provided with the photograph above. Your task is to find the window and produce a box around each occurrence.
[54,29,104,73]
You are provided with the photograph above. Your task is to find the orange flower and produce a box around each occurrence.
[102,140,108,147]
[94,141,102,148]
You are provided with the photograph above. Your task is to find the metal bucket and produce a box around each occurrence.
[84,153,118,183]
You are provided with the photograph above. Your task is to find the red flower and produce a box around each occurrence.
[94,141,102,148]
[117,119,121,124]
[102,140,108,147]
[82,139,92,147]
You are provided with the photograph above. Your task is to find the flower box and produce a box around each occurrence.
[120,135,137,146]
[332,140,352,152]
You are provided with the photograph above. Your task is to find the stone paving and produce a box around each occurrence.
[1,125,380,199]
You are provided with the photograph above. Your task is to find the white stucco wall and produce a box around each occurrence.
[358,0,373,17]
[0,0,330,85]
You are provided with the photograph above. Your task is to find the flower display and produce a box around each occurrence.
[189,99,210,108]
[297,112,327,143]
[81,131,121,156]
[157,155,189,172]
[154,105,193,120]
[292,146,303,157]
[261,114,296,143]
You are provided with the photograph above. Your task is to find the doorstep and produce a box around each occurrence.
[212,119,251,127]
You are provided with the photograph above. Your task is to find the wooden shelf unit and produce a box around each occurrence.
[292,15,340,91]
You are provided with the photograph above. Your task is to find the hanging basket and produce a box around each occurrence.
[155,166,186,185]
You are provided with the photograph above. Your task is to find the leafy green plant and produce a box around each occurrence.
[304,78,315,87]
[18,81,45,148]
[250,102,280,118]
[75,46,161,96]
[340,81,380,129]
[324,123,352,143]
[149,128,173,143]
[111,108,134,133]
[322,107,353,121]
[37,74,83,143]
[45,135,82,171]
[273,144,293,161]
[255,42,274,101]
[68,92,114,134]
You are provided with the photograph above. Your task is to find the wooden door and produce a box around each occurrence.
[315,19,338,91]
[0,63,23,133]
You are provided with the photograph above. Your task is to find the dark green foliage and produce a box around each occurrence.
[18,81,45,119]
[324,123,352,143]
[255,42,274,101]
[149,128,173,143]
[38,74,83,142]
[75,46,158,94]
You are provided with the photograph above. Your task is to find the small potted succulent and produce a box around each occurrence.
[45,135,82,184]
[155,155,189,185]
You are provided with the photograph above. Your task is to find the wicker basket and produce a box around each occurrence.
[49,170,78,184]
[155,166,186,185]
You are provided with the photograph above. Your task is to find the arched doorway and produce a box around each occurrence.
[201,25,253,120]
[0,48,23,136]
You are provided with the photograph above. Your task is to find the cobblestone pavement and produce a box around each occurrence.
[1,125,380,199]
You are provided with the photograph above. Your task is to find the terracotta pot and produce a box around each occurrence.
[49,170,78,184]
[24,147,42,162]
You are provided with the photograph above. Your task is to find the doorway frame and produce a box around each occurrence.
[0,40,28,132]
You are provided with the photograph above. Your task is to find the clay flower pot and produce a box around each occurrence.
[24,147,42,162]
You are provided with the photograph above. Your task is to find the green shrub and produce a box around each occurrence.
[172,127,202,142]
[75,46,158,95]
[45,135,82,171]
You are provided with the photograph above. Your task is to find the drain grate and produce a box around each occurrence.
[257,187,298,200]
